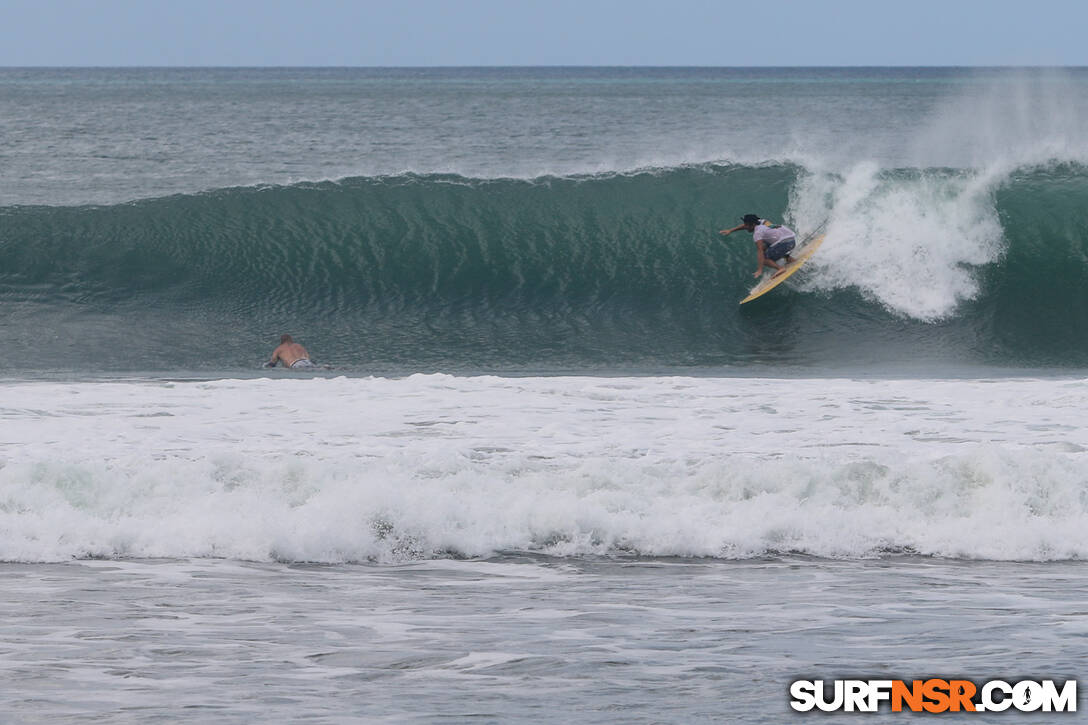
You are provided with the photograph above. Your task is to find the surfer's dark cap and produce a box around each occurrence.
[742,214,760,225]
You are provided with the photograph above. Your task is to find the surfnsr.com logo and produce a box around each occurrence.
[789,679,1077,713]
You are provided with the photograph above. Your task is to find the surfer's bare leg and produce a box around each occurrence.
[754,242,786,278]
[755,260,784,278]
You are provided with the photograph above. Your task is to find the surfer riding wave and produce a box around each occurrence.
[720,214,797,278]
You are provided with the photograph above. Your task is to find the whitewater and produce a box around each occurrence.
[2,67,1086,722]
[4,374,1087,563]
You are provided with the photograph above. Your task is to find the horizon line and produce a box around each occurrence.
[3,64,1087,70]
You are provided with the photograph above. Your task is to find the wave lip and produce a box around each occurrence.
[2,375,1086,563]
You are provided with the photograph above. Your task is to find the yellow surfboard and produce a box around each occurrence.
[739,234,826,305]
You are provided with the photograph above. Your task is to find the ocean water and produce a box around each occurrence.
[1,67,1087,722]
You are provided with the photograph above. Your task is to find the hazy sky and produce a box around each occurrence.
[2,0,1087,67]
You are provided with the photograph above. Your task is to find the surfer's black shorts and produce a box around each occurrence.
[765,239,796,261]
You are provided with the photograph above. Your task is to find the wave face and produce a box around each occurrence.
[2,163,1088,372]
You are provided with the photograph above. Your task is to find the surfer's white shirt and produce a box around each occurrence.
[753,223,796,246]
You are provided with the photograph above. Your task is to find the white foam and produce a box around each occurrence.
[1,375,1086,563]
[777,70,1088,320]
[788,162,1006,320]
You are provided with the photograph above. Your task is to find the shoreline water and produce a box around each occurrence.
[3,555,1084,723]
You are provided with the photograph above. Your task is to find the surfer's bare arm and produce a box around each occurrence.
[266,345,284,367]
[719,224,745,236]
